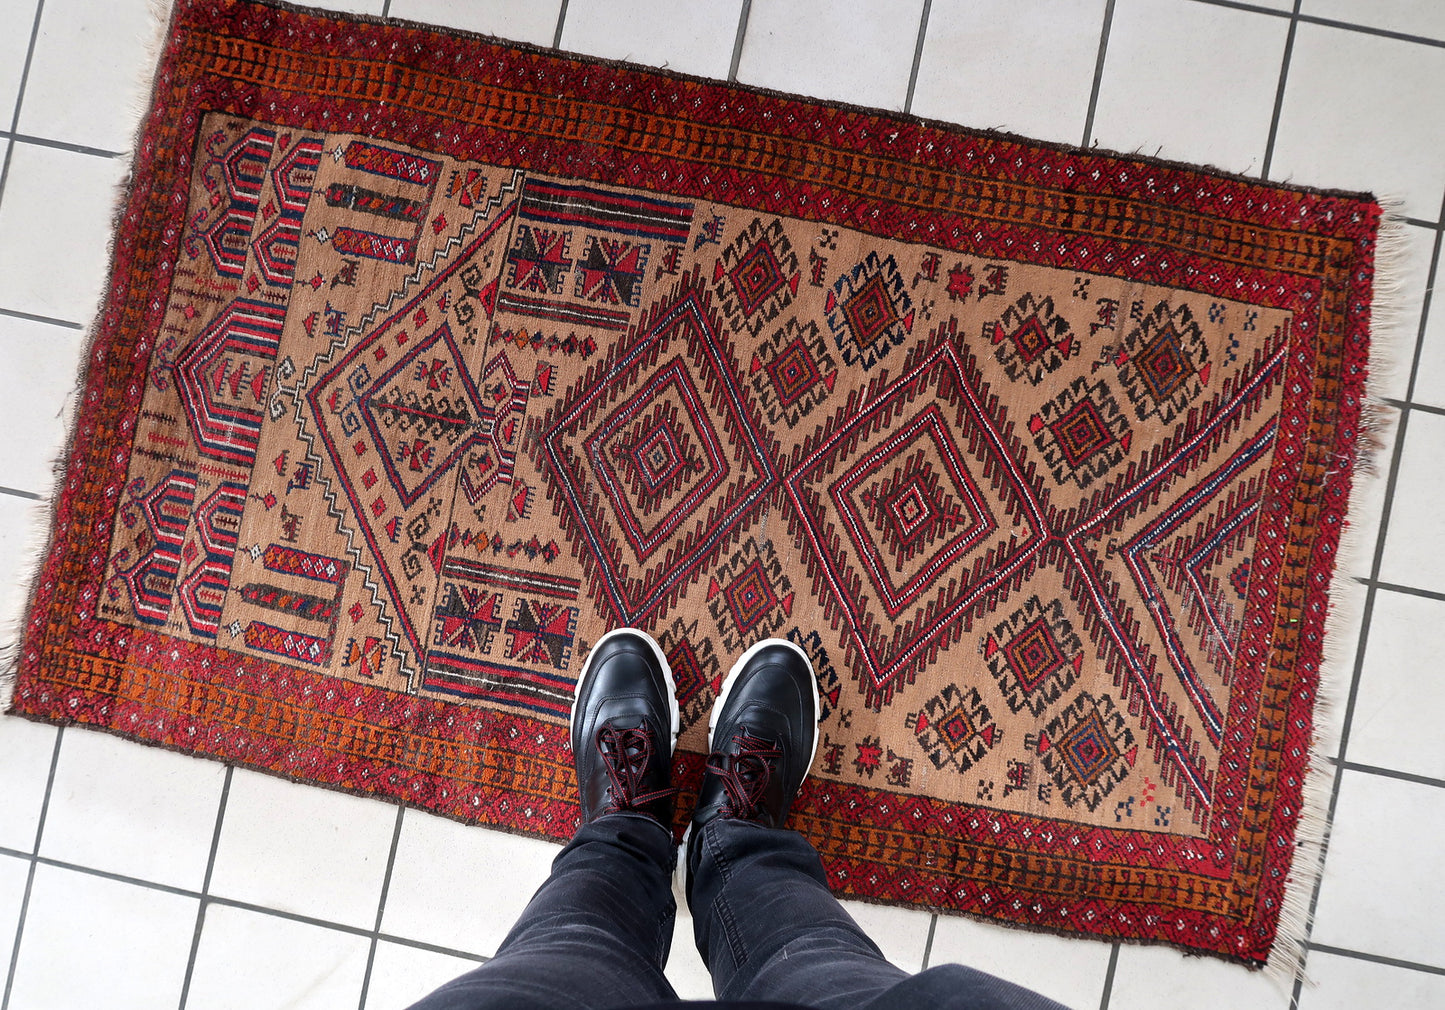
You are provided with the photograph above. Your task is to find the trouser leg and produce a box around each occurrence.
[687,818,1069,1010]
[408,813,679,1010]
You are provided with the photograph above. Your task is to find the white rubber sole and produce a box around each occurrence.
[707,636,821,773]
[570,627,681,755]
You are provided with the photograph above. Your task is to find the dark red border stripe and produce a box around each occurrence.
[520,177,693,242]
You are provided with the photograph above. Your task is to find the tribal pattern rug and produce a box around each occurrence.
[6,0,1383,967]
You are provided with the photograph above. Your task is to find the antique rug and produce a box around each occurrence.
[5,0,1384,969]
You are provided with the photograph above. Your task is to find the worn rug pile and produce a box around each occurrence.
[6,0,1384,968]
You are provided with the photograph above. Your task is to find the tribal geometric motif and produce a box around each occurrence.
[983,595,1083,718]
[14,0,1382,969]
[825,251,913,370]
[1030,376,1132,489]
[713,217,800,338]
[986,292,1078,385]
[907,682,999,774]
[1113,300,1211,424]
[1038,691,1136,812]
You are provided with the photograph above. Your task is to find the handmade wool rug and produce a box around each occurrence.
[5,0,1385,969]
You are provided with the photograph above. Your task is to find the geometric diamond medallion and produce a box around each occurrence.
[542,277,778,627]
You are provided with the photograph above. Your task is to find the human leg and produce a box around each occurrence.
[687,638,1068,1010]
[407,629,683,1010]
[411,813,679,1010]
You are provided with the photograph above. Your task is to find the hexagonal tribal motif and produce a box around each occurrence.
[1113,300,1211,423]
[748,318,838,429]
[983,595,1084,718]
[712,217,800,337]
[825,251,913,370]
[985,292,1078,385]
[1029,376,1133,490]
[1039,692,1136,811]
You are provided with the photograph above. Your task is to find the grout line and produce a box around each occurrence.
[0,306,85,329]
[1184,0,1445,48]
[1340,761,1445,790]
[177,765,232,1010]
[1357,578,1445,603]
[727,0,753,84]
[1080,0,1116,149]
[1097,943,1118,1010]
[1259,0,1301,181]
[1402,216,1445,232]
[903,0,933,116]
[1,846,489,963]
[1307,943,1445,977]
[551,0,569,50]
[1,726,62,1010]
[1,132,126,160]
[0,487,44,502]
[1388,400,1445,417]
[1403,211,1444,406]
[0,0,46,210]
[380,0,392,18]
[920,913,937,969]
[1290,185,1445,1006]
[357,805,406,1010]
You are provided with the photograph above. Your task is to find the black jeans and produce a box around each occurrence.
[407,813,1068,1010]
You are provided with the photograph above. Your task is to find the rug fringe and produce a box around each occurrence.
[2,0,179,714]
[1265,199,1409,987]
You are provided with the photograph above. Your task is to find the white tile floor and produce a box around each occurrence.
[1,1,1443,1007]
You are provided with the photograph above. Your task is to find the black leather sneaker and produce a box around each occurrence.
[570,628,680,826]
[693,638,820,831]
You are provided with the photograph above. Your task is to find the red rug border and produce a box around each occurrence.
[7,0,1378,968]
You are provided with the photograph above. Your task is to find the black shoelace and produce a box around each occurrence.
[705,730,782,819]
[597,725,675,813]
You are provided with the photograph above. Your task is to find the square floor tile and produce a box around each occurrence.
[1351,588,1445,779]
[1303,0,1445,41]
[1410,269,1445,408]
[560,0,743,80]
[39,726,225,890]
[1310,770,1445,966]
[911,0,1105,146]
[387,0,562,47]
[0,0,38,121]
[0,315,83,496]
[735,0,924,111]
[1271,24,1445,219]
[15,0,154,153]
[381,808,558,956]
[1378,409,1445,594]
[7,862,196,1009]
[0,143,131,323]
[187,903,371,1010]
[1107,942,1294,1010]
[208,769,399,929]
[926,916,1111,1008]
[1090,0,1289,176]
[1298,950,1445,1010]
[839,900,931,974]
[0,852,30,970]
[363,940,486,1010]
[0,715,57,853]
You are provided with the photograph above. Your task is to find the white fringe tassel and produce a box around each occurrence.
[1266,198,1411,990]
